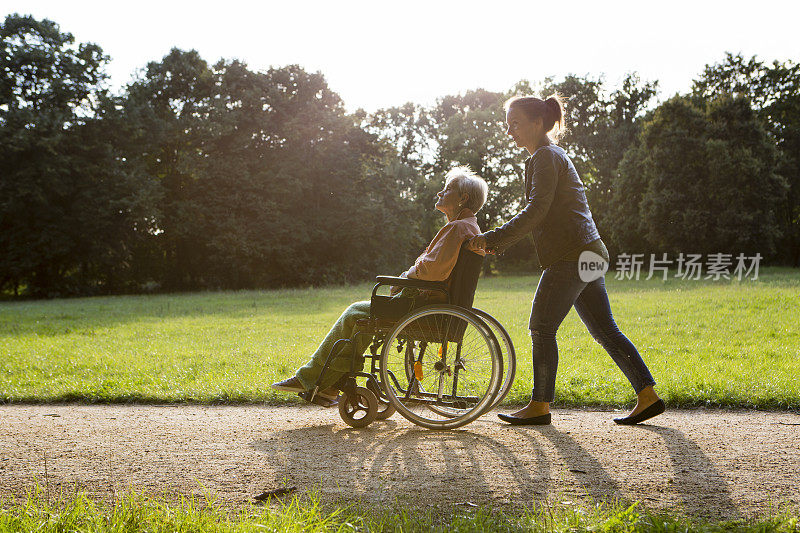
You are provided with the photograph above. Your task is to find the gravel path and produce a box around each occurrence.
[1,404,798,519]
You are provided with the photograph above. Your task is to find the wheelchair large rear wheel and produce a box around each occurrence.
[471,308,516,410]
[379,305,501,429]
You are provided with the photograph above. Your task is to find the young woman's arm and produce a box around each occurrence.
[483,150,558,253]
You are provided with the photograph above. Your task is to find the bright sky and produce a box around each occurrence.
[9,0,800,112]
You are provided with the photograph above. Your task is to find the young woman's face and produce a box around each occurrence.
[505,107,543,149]
[435,179,466,219]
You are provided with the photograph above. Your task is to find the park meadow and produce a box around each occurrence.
[2,268,798,409]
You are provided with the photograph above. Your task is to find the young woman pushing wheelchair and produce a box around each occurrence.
[469,94,664,426]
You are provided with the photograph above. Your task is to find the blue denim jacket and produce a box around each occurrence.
[484,144,600,269]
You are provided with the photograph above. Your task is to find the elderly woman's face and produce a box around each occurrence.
[435,180,464,219]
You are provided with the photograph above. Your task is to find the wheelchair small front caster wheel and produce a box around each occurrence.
[338,386,378,428]
[367,380,396,420]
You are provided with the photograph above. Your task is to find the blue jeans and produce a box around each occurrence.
[529,260,655,402]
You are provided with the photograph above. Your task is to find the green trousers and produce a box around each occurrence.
[295,301,373,390]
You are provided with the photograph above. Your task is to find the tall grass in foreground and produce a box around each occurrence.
[1,488,798,533]
[1,268,798,408]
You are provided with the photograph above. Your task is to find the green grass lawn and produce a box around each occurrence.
[1,268,799,408]
[2,488,798,533]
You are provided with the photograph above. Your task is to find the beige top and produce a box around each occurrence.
[401,208,485,282]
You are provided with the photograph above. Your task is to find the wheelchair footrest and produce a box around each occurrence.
[298,391,339,408]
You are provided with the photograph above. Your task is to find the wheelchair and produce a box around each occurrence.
[299,243,516,430]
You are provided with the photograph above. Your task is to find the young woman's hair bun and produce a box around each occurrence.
[543,94,565,140]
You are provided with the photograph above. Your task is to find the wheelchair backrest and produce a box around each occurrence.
[448,243,485,309]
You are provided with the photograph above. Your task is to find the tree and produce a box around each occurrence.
[0,14,155,296]
[197,62,417,287]
[693,53,800,265]
[362,102,435,169]
[123,48,215,290]
[124,54,418,290]
[610,95,786,257]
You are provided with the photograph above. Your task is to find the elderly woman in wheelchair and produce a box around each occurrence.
[272,166,515,429]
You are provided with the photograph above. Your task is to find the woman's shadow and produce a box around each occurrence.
[510,424,622,503]
[637,424,739,519]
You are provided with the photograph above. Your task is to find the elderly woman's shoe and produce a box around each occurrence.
[303,392,338,407]
[274,377,339,403]
[317,387,339,401]
[298,386,340,407]
[271,376,304,393]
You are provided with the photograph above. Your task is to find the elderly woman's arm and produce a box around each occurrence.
[403,223,468,280]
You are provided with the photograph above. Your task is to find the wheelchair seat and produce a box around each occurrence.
[366,242,484,323]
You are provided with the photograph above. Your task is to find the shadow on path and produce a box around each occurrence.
[536,425,621,502]
[638,424,739,519]
[250,420,625,508]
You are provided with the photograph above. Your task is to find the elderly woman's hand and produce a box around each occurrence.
[469,234,493,254]
[468,234,486,251]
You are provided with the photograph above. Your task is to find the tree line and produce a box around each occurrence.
[2,14,798,298]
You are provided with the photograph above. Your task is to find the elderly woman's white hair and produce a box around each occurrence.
[445,165,489,213]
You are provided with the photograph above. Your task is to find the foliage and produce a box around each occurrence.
[0,14,156,297]
[1,15,421,296]
[610,94,786,256]
[124,53,418,290]
[693,52,800,266]
[2,14,798,297]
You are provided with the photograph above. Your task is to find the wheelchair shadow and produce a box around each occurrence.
[249,419,630,508]
[250,421,544,506]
